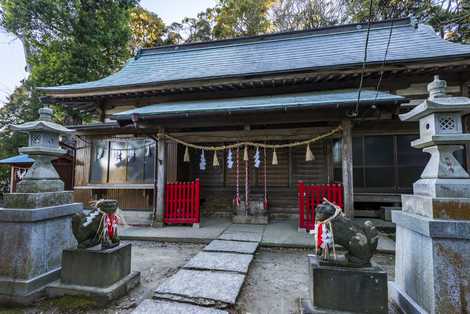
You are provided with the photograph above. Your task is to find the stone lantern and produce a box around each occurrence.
[400,75,470,201]
[10,106,74,193]
[390,76,470,313]
[0,106,82,304]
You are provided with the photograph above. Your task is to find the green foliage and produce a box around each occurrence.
[0,0,137,125]
[129,5,166,52]
[212,0,275,39]
[270,0,347,31]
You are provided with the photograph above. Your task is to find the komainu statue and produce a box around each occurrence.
[313,199,378,267]
[72,199,121,249]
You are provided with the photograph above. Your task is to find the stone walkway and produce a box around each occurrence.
[122,217,395,253]
[132,224,265,313]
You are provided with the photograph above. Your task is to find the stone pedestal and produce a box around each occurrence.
[0,203,81,304]
[303,255,388,314]
[47,243,140,304]
[390,211,470,313]
[4,191,73,209]
[233,194,269,224]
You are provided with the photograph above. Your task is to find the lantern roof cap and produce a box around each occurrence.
[399,76,470,122]
[9,106,74,134]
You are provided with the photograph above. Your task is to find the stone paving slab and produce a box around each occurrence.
[218,231,263,242]
[225,224,265,233]
[155,269,245,305]
[204,240,258,254]
[132,299,228,314]
[120,218,231,243]
[184,251,253,274]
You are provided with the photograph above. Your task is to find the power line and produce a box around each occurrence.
[352,0,374,117]
[373,20,394,105]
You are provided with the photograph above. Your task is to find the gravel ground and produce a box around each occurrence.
[0,241,396,314]
[235,247,396,314]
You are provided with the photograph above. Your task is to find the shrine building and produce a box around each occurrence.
[38,17,470,226]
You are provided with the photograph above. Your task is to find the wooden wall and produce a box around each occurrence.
[179,141,329,216]
[73,135,176,210]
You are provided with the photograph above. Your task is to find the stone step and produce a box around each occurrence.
[132,299,228,314]
[203,240,258,254]
[218,231,263,242]
[184,251,253,274]
[121,210,153,226]
[155,269,245,307]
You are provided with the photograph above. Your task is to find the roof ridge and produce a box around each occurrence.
[137,17,412,58]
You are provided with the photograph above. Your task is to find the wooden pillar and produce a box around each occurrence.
[341,119,354,218]
[154,130,166,227]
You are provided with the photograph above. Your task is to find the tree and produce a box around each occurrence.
[0,0,138,124]
[270,0,347,31]
[182,9,215,43]
[212,0,275,39]
[342,0,469,43]
[129,6,166,53]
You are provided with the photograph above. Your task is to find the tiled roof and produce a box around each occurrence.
[112,89,406,120]
[41,17,470,93]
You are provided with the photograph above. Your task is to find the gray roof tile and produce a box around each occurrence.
[41,18,470,93]
[112,89,405,120]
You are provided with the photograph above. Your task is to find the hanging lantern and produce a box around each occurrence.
[305,144,315,161]
[272,148,278,165]
[199,150,206,170]
[213,151,220,167]
[254,146,261,168]
[184,146,190,162]
[243,145,249,161]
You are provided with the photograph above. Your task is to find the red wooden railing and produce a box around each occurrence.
[164,178,200,225]
[298,181,344,231]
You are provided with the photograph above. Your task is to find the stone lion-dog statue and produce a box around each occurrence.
[315,199,379,267]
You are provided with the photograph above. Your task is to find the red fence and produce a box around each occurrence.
[298,181,343,231]
[164,179,200,225]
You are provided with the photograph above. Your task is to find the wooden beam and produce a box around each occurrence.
[341,119,354,217]
[155,129,167,227]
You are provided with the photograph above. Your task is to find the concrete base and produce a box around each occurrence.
[308,255,388,314]
[0,203,81,305]
[16,178,65,193]
[402,193,470,220]
[4,191,73,208]
[388,281,427,314]
[46,243,140,304]
[0,268,59,305]
[47,271,140,305]
[392,210,470,313]
[300,297,358,314]
[232,215,268,225]
[61,243,132,288]
[413,178,470,198]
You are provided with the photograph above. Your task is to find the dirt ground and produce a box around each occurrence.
[0,241,395,314]
[236,247,395,314]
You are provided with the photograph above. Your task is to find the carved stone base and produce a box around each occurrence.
[308,255,388,314]
[4,191,73,208]
[392,210,470,313]
[413,178,470,198]
[0,203,81,305]
[46,243,140,304]
[402,194,470,220]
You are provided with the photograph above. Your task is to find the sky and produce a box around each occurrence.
[0,0,216,106]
